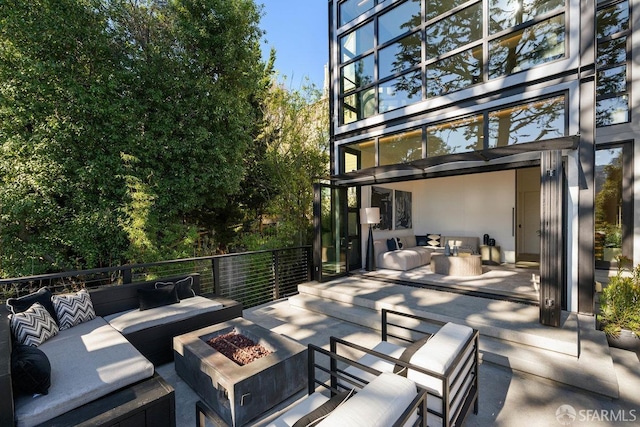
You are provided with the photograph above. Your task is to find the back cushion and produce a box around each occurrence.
[406,322,473,396]
[318,372,417,427]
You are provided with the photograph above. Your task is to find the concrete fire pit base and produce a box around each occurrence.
[173,318,307,427]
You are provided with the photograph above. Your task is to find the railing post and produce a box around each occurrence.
[212,257,221,296]
[306,246,312,281]
[122,267,132,284]
[273,250,280,300]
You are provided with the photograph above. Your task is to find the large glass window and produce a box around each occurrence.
[379,33,421,79]
[379,129,423,165]
[488,95,566,147]
[488,15,565,79]
[426,4,483,59]
[489,0,565,34]
[426,46,482,97]
[341,55,375,93]
[378,0,421,44]
[341,140,376,172]
[336,0,569,125]
[340,0,375,26]
[379,72,422,113]
[340,22,374,62]
[596,0,630,127]
[594,147,623,263]
[342,88,376,124]
[426,114,484,157]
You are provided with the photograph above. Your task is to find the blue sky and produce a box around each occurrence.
[259,1,328,89]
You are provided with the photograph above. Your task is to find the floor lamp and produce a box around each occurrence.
[361,207,380,271]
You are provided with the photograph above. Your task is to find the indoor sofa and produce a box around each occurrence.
[373,235,481,271]
[374,236,432,271]
[1,273,242,427]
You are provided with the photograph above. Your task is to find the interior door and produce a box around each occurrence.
[517,168,541,262]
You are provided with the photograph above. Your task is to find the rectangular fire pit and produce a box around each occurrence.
[173,318,307,427]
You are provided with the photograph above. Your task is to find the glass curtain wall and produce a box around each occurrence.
[596,0,630,126]
[337,0,567,125]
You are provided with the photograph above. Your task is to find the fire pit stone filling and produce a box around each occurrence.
[174,318,308,427]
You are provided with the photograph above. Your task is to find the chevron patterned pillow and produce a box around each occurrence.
[10,302,59,347]
[52,289,96,330]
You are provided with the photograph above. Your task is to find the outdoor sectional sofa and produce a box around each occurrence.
[1,273,242,427]
[374,235,481,271]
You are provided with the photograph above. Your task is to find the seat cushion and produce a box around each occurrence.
[378,250,422,271]
[344,341,405,385]
[267,392,330,427]
[104,295,223,335]
[317,372,417,427]
[14,317,154,427]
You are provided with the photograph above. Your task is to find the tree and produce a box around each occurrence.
[0,0,266,276]
[236,80,329,250]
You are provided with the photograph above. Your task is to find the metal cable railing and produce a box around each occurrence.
[0,246,312,309]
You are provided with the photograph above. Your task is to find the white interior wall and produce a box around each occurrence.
[362,170,516,263]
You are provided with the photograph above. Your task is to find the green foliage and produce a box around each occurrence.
[598,256,640,338]
[0,0,266,276]
[235,80,329,251]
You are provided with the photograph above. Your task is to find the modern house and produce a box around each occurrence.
[315,0,639,326]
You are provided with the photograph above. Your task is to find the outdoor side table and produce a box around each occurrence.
[480,245,501,265]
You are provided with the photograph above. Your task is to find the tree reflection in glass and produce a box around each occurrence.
[594,148,623,262]
[426,114,484,157]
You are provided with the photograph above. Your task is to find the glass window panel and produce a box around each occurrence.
[596,96,629,126]
[379,129,423,165]
[426,0,470,21]
[340,0,375,26]
[596,0,629,39]
[594,147,623,262]
[426,4,483,59]
[379,71,422,113]
[489,0,565,34]
[378,0,422,45]
[342,88,376,124]
[340,22,375,63]
[341,55,375,93]
[597,65,626,95]
[342,139,376,170]
[426,114,484,157]
[597,37,627,67]
[379,33,422,79]
[426,45,483,97]
[488,15,565,79]
[488,95,565,147]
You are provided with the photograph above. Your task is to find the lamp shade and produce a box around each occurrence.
[360,207,380,225]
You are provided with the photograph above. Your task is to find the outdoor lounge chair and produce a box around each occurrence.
[263,343,428,427]
[330,309,479,427]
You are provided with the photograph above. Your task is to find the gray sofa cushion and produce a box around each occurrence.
[104,296,224,335]
[14,317,154,427]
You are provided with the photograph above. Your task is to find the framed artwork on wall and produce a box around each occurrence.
[395,190,412,229]
[371,186,393,230]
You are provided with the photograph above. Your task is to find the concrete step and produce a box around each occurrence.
[297,279,578,357]
[290,280,619,398]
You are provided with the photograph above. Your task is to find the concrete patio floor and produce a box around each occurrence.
[158,297,640,426]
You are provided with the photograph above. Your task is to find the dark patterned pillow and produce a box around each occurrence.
[386,238,399,251]
[138,284,180,311]
[415,235,428,246]
[10,303,59,347]
[11,345,51,395]
[426,234,441,248]
[155,276,195,300]
[52,289,96,330]
[6,287,59,326]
